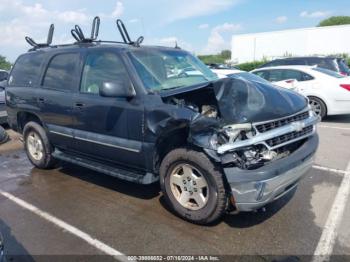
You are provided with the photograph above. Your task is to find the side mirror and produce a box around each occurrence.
[99,80,135,98]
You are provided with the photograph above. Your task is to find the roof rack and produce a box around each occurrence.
[71,16,100,43]
[25,16,146,51]
[25,24,54,50]
[116,19,144,47]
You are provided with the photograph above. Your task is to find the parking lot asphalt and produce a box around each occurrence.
[0,116,349,261]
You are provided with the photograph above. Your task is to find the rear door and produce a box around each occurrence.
[37,52,82,151]
[70,49,145,169]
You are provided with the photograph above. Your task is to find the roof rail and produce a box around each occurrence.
[25,24,54,50]
[116,19,144,47]
[71,16,100,43]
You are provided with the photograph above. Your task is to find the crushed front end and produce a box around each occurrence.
[215,109,319,211]
[161,77,320,212]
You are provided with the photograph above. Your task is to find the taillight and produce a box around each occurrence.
[340,72,347,76]
[286,80,295,84]
[340,84,350,91]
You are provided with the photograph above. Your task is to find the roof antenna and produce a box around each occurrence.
[71,16,100,43]
[116,19,144,47]
[175,41,181,49]
[25,24,55,49]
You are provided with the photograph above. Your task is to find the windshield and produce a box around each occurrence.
[228,72,270,84]
[128,49,218,91]
[313,67,346,78]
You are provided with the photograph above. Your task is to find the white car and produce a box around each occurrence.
[251,65,350,118]
[212,68,298,89]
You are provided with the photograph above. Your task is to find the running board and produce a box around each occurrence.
[52,149,158,184]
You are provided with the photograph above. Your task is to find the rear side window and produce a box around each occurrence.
[282,70,314,82]
[266,70,284,82]
[285,59,306,65]
[80,51,131,94]
[43,53,80,91]
[264,60,283,67]
[254,70,269,80]
[8,53,45,87]
[307,58,337,71]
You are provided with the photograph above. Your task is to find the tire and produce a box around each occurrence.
[23,121,56,169]
[0,125,8,144]
[308,96,327,119]
[160,148,227,224]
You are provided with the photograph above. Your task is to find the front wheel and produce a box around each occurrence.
[160,148,227,224]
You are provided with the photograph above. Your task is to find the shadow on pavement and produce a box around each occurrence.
[58,163,161,200]
[323,115,350,124]
[158,186,297,228]
[223,187,296,228]
[0,219,34,261]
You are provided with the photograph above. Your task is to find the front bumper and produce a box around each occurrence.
[224,134,318,211]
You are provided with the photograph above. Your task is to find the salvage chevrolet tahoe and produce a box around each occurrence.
[5,18,320,224]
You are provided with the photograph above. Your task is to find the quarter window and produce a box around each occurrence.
[8,53,45,87]
[43,53,80,91]
[81,52,131,94]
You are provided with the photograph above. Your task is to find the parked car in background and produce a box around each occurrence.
[0,70,9,87]
[252,65,350,118]
[258,57,350,76]
[0,85,7,125]
[212,68,298,90]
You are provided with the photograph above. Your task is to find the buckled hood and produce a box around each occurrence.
[212,78,308,124]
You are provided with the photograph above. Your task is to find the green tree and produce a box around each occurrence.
[198,50,232,65]
[220,50,231,60]
[0,55,12,70]
[318,16,350,27]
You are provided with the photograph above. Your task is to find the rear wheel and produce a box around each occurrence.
[160,148,227,224]
[23,121,56,169]
[308,96,327,119]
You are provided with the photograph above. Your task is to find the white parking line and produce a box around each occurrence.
[312,165,348,175]
[0,190,131,262]
[312,160,350,262]
[319,125,350,131]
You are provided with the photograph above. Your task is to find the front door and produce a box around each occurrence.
[71,50,145,170]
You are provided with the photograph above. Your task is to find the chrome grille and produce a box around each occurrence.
[266,125,313,147]
[256,111,310,133]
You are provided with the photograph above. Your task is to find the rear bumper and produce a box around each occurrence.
[223,134,318,211]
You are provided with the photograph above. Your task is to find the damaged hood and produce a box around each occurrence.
[212,78,308,124]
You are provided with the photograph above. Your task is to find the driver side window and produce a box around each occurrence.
[81,51,131,95]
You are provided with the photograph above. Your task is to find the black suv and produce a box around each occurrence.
[259,56,350,76]
[5,19,320,224]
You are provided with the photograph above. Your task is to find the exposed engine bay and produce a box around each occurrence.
[162,84,319,170]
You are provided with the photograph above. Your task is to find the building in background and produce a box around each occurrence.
[231,24,350,64]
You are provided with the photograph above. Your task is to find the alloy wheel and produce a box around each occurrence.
[27,131,44,161]
[169,164,209,211]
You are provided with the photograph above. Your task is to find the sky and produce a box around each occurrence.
[1,0,350,62]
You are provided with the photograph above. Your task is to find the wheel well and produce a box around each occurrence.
[154,128,189,172]
[307,96,328,115]
[17,112,43,133]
